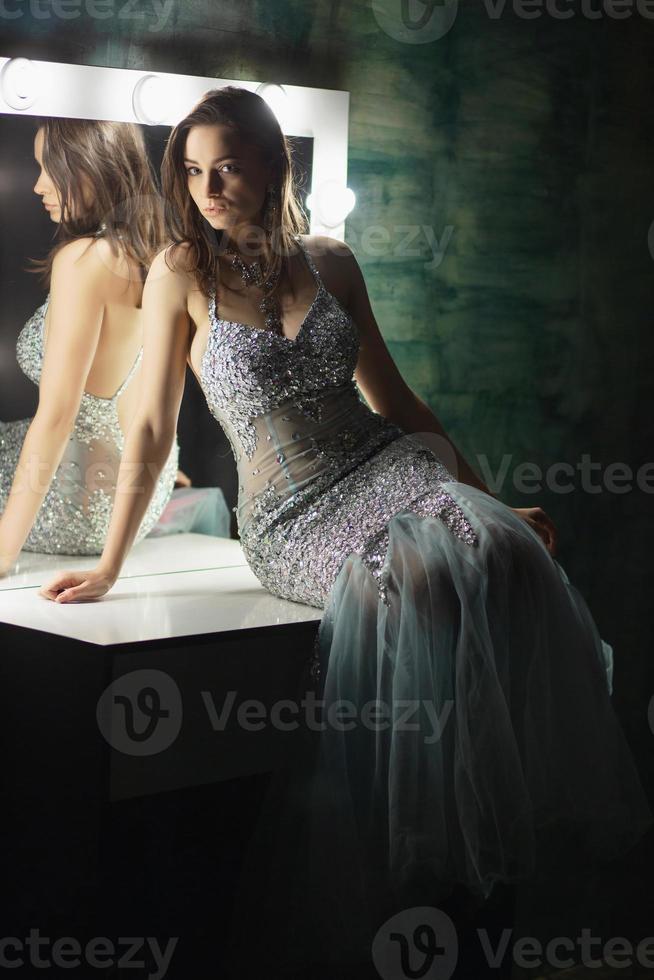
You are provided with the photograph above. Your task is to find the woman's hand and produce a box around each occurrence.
[38,566,117,603]
[175,468,192,488]
[509,506,558,556]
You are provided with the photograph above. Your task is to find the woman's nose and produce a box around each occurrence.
[204,173,223,196]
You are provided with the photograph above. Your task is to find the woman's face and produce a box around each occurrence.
[183,123,272,248]
[33,127,93,223]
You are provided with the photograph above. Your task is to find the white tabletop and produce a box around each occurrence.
[0,533,321,645]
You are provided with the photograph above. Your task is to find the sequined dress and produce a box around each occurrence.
[203,239,479,609]
[0,295,180,554]
[200,236,652,976]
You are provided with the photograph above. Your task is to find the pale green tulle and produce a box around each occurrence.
[226,481,651,976]
[147,485,231,538]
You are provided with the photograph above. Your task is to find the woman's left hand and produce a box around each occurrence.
[509,506,558,557]
[174,469,192,488]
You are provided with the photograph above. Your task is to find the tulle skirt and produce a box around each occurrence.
[225,480,652,977]
[146,485,231,539]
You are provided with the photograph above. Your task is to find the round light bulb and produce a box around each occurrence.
[256,83,289,127]
[306,181,356,228]
[0,58,44,110]
[132,74,168,125]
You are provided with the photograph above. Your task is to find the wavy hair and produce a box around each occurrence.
[26,117,166,287]
[160,85,309,298]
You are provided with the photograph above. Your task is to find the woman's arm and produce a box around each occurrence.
[95,249,191,579]
[326,238,558,553]
[0,239,107,568]
[326,239,500,500]
[38,247,191,599]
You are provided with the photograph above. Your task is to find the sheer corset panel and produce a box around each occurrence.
[231,381,404,532]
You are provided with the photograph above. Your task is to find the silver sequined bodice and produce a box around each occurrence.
[0,295,179,555]
[200,235,479,608]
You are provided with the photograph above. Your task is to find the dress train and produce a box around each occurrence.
[224,481,652,977]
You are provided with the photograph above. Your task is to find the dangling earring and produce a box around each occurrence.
[263,183,278,236]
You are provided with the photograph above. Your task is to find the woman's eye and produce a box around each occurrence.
[186,164,238,176]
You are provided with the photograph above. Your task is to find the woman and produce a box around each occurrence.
[0,118,228,569]
[37,89,652,973]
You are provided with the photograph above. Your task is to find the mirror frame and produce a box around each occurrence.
[0,56,350,238]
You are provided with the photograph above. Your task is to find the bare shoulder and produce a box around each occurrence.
[147,244,196,298]
[51,236,107,277]
[160,240,194,272]
[298,234,357,299]
[299,234,354,264]
[51,237,142,296]
[151,241,192,278]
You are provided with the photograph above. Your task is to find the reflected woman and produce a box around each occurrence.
[0,119,227,571]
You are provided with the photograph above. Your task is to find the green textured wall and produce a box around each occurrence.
[5,3,652,790]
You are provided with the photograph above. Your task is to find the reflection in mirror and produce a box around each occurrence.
[0,115,184,577]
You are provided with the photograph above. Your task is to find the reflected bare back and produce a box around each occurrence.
[42,238,146,441]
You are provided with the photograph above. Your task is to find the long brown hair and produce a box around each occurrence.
[160,86,309,298]
[26,118,166,288]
